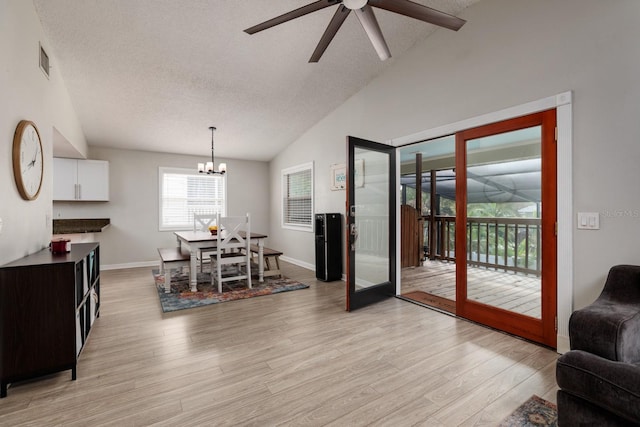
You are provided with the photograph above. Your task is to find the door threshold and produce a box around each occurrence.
[396,294,456,317]
[400,291,456,314]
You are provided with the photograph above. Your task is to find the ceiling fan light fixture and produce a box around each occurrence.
[343,0,368,10]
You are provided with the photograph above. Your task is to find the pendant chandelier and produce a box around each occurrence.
[198,126,226,175]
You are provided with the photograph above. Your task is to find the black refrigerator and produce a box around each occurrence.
[315,213,342,281]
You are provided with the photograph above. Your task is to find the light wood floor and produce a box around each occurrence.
[402,260,542,318]
[0,261,559,426]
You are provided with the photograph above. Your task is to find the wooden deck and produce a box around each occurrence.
[401,260,541,318]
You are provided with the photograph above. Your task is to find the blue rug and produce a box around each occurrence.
[152,269,310,312]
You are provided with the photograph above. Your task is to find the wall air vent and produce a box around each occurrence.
[39,43,50,79]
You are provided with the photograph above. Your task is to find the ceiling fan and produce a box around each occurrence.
[244,0,466,63]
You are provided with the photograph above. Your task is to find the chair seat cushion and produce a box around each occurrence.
[556,350,640,423]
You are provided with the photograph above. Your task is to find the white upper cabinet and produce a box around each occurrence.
[76,160,109,201]
[53,158,109,201]
[53,158,77,200]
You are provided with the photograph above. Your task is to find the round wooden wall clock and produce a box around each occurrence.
[13,120,44,201]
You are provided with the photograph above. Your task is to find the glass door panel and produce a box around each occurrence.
[347,136,396,311]
[353,148,390,290]
[465,126,542,318]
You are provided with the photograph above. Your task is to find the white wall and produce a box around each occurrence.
[5,0,639,323]
[0,0,86,265]
[269,0,640,313]
[53,147,269,268]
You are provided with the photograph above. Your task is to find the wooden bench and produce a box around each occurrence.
[158,247,190,293]
[249,245,283,278]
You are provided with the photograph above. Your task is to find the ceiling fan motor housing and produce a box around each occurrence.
[343,0,368,10]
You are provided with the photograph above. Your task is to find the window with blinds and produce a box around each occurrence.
[282,162,313,231]
[158,167,226,231]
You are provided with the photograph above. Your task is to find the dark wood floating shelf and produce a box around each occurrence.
[53,218,110,234]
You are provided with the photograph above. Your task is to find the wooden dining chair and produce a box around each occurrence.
[210,213,252,293]
[193,213,218,272]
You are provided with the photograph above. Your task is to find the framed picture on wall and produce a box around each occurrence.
[330,160,364,190]
[330,163,346,190]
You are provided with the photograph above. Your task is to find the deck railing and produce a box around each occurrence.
[424,215,541,276]
[355,215,389,256]
[355,213,541,276]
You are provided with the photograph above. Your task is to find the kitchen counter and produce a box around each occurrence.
[53,218,110,234]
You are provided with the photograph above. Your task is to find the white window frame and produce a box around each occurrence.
[281,162,314,232]
[158,167,227,231]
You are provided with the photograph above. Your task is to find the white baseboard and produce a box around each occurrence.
[556,334,570,354]
[102,260,159,271]
[280,256,346,282]
[279,255,314,271]
[104,257,343,282]
[105,256,316,272]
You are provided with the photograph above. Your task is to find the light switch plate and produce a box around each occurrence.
[577,212,600,230]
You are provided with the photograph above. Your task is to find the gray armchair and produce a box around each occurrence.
[556,265,640,426]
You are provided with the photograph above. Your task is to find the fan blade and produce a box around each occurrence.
[370,0,466,31]
[244,0,341,34]
[309,5,350,63]
[354,5,391,61]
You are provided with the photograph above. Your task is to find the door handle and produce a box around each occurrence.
[349,206,357,251]
[350,223,358,252]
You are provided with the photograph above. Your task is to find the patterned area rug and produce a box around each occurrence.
[499,395,558,427]
[152,269,310,313]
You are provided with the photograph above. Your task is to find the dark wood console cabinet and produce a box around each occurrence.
[0,242,100,397]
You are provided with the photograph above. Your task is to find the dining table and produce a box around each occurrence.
[174,230,268,292]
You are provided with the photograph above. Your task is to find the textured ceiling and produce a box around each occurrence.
[33,0,478,161]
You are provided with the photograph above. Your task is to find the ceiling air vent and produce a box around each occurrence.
[39,43,50,79]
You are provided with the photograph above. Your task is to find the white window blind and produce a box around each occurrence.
[282,162,313,231]
[159,167,226,231]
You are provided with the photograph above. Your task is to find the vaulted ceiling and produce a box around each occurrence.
[34,0,478,161]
